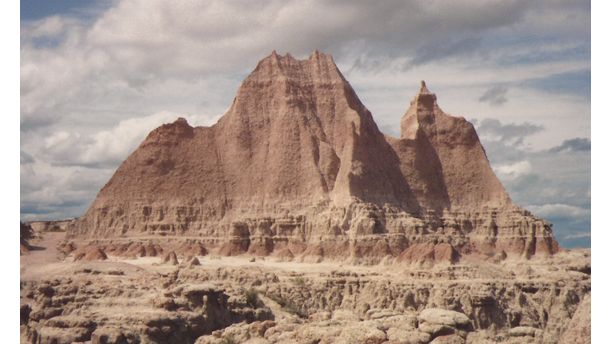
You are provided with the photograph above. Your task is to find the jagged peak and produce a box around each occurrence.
[226,50,369,138]
[255,50,337,70]
[260,50,299,65]
[400,81,440,139]
[173,117,190,126]
[268,50,295,61]
[244,50,346,90]
[412,80,437,105]
[143,117,194,144]
[309,49,328,60]
[419,80,432,94]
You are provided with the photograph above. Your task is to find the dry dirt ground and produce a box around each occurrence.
[20,231,590,344]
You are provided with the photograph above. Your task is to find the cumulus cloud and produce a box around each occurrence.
[525,202,590,248]
[474,117,590,248]
[20,160,115,220]
[493,160,533,180]
[549,137,591,152]
[39,111,218,168]
[21,0,532,92]
[528,203,590,220]
[474,118,543,146]
[563,232,591,240]
[478,85,508,106]
[21,15,71,38]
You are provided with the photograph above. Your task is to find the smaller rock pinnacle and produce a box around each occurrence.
[419,80,430,94]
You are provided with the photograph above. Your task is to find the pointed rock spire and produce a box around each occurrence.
[412,80,437,108]
[309,49,323,60]
[401,81,438,139]
[419,80,431,94]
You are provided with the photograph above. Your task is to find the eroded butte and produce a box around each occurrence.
[20,51,590,344]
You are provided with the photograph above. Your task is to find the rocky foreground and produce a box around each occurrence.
[21,229,590,344]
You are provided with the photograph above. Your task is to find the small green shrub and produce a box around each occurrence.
[282,302,307,318]
[265,292,307,318]
[292,277,306,286]
[244,288,260,308]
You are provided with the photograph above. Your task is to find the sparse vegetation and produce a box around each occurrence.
[282,302,307,318]
[267,293,307,318]
[20,222,34,242]
[244,288,260,308]
[291,276,306,286]
[20,222,34,251]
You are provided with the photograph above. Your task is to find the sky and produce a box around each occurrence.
[20,0,591,248]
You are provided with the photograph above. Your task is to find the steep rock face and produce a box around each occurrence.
[392,81,509,210]
[68,51,558,261]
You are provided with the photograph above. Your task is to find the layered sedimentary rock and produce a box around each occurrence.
[20,250,591,344]
[68,51,558,262]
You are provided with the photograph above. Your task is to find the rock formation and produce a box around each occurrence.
[28,219,74,233]
[20,250,591,344]
[72,245,108,262]
[67,51,559,263]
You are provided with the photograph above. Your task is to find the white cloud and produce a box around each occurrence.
[479,85,508,106]
[39,111,219,168]
[20,160,115,221]
[474,118,543,146]
[563,232,591,240]
[493,160,533,180]
[21,16,71,38]
[81,111,218,166]
[44,131,72,149]
[527,203,590,220]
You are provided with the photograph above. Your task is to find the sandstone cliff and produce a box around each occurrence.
[67,51,558,263]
